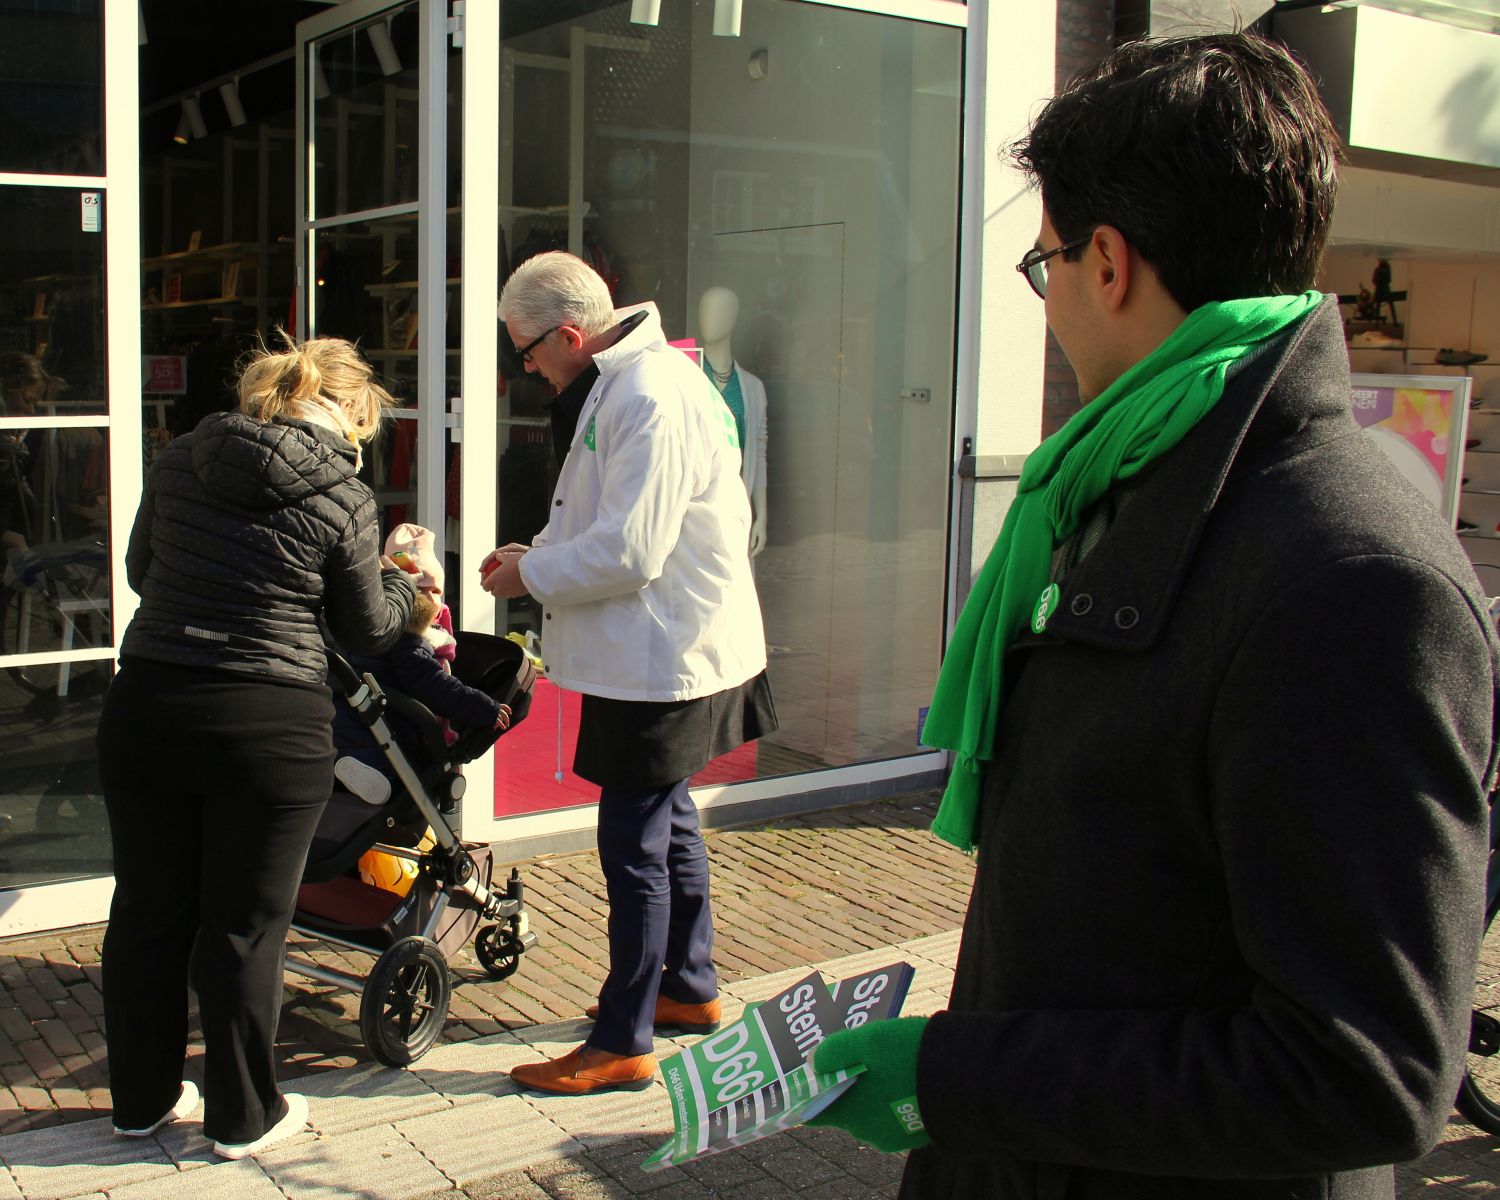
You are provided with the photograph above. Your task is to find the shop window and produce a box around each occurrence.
[0,182,112,891]
[0,0,104,177]
[492,0,962,807]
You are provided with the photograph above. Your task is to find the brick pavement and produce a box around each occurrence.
[1,788,1498,1196]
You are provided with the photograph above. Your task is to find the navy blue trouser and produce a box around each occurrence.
[588,779,718,1057]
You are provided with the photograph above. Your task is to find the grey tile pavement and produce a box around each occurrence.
[0,935,956,1200]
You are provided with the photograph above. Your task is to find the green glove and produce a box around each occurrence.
[806,1016,931,1153]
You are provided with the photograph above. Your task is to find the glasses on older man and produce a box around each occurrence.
[514,325,561,364]
[1015,233,1093,300]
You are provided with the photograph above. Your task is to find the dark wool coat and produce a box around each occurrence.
[122,411,414,685]
[902,299,1500,1200]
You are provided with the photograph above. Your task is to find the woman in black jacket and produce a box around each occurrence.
[97,334,416,1159]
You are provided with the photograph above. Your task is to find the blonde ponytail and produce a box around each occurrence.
[237,329,395,443]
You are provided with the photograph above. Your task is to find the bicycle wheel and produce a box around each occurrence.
[1459,896,1500,1132]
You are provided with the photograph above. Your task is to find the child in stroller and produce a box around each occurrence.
[329,530,510,809]
[288,529,539,1067]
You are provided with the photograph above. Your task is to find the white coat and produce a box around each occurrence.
[518,304,768,702]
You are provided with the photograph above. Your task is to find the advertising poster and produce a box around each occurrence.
[1349,373,1471,525]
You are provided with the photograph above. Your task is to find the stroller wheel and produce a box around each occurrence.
[475,924,522,980]
[360,935,451,1067]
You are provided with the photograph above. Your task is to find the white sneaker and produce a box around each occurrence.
[213,1092,308,1160]
[335,756,392,805]
[113,1080,200,1137]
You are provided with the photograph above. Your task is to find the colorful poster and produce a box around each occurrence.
[1349,374,1470,523]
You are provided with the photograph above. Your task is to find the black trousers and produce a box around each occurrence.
[589,779,718,1057]
[97,659,334,1144]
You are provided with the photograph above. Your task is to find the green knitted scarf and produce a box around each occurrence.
[923,293,1322,852]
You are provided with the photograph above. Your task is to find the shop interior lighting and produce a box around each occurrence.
[174,95,208,143]
[368,19,403,77]
[629,0,661,23]
[314,57,332,100]
[713,0,742,36]
[219,79,246,127]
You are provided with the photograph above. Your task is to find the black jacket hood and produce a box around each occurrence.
[188,411,358,510]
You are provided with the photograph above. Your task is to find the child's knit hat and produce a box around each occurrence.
[384,522,445,594]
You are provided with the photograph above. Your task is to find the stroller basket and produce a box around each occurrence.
[285,629,540,1067]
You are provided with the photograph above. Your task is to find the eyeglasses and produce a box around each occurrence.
[1016,233,1093,300]
[514,325,560,364]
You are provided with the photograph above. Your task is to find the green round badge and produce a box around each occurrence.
[1031,582,1060,633]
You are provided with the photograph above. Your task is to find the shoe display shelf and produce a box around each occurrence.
[1456,377,1500,594]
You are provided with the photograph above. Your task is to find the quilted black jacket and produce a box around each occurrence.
[121,411,415,686]
[901,299,1498,1200]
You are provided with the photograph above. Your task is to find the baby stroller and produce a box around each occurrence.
[287,629,539,1067]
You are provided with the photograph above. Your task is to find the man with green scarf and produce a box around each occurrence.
[809,32,1498,1200]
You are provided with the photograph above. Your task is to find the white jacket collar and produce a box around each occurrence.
[591,302,667,378]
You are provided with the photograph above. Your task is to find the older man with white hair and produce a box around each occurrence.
[482,251,775,1095]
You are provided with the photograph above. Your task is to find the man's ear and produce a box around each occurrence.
[557,325,585,351]
[1091,225,1132,313]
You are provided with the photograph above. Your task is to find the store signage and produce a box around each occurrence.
[142,355,187,394]
[80,192,100,233]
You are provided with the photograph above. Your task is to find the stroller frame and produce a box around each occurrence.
[285,637,538,1067]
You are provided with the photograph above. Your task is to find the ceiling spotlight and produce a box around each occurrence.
[713,0,741,36]
[368,18,402,77]
[629,0,661,24]
[219,79,246,128]
[176,95,208,142]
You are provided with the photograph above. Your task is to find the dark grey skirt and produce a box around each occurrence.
[572,670,778,790]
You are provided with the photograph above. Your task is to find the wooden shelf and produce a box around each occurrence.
[143,297,255,312]
[141,241,274,268]
[1459,530,1500,540]
[1463,488,1500,496]
[364,277,460,296]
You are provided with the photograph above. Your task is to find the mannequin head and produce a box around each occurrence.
[698,287,740,345]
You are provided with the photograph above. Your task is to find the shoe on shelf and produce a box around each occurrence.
[1469,438,1483,450]
[584,993,723,1035]
[510,1045,657,1095]
[1437,348,1489,366]
[213,1093,308,1160]
[114,1080,200,1137]
[1458,518,1479,532]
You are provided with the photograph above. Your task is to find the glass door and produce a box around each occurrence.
[0,1,141,935]
[296,0,454,552]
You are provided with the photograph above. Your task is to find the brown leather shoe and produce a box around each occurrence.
[584,994,722,1034]
[509,1045,657,1095]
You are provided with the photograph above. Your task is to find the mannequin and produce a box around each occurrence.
[698,286,768,555]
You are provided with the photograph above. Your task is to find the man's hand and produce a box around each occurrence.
[478,543,531,577]
[806,1016,930,1153]
[481,551,529,598]
[749,515,767,557]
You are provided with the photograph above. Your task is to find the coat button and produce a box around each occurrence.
[545,612,552,620]
[554,499,562,507]
[1114,605,1139,629]
[1070,593,1093,616]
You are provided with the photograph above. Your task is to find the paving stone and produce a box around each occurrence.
[259,1123,450,1199]
[104,1158,285,1199]
[465,1168,552,1200]
[297,1064,449,1139]
[519,1084,672,1152]
[406,1036,533,1106]
[399,1094,579,1186]
[0,1116,176,1200]
[0,1165,21,1200]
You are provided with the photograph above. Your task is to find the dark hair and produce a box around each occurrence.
[1011,33,1342,312]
